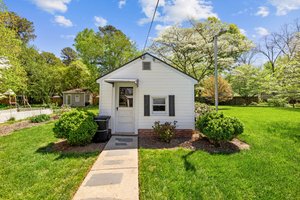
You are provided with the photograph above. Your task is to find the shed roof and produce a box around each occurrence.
[62,88,90,94]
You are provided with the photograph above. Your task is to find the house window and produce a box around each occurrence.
[152,97,166,114]
[119,87,133,107]
[75,95,80,103]
[142,62,151,70]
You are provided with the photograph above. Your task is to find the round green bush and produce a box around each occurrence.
[196,112,224,132]
[196,112,244,143]
[53,110,97,146]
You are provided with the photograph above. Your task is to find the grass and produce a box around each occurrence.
[139,106,300,200]
[0,122,99,200]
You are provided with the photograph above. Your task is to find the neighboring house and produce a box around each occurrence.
[62,88,93,107]
[97,52,197,135]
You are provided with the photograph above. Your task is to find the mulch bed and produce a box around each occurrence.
[50,139,106,153]
[139,132,250,154]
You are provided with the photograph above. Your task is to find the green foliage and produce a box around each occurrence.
[8,117,15,122]
[267,97,288,107]
[65,60,90,89]
[196,112,244,143]
[227,64,260,97]
[30,114,50,123]
[0,11,36,43]
[152,121,177,143]
[0,24,27,94]
[61,47,78,65]
[53,110,97,146]
[74,25,139,75]
[195,103,213,117]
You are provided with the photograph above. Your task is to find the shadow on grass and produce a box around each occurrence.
[182,151,196,172]
[36,140,104,160]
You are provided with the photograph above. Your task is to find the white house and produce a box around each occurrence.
[96,53,197,135]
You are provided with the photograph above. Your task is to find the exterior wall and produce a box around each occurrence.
[98,54,196,133]
[63,93,85,107]
[138,129,195,138]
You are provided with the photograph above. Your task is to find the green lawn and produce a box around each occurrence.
[139,106,300,200]
[0,122,99,200]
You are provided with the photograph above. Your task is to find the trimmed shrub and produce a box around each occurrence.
[152,121,177,143]
[195,103,213,117]
[30,114,50,123]
[53,110,97,146]
[196,112,244,144]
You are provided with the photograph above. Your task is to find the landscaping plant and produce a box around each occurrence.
[53,110,97,146]
[195,103,213,117]
[152,121,177,143]
[196,112,244,145]
[30,114,50,123]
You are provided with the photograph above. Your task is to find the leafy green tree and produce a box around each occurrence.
[150,17,253,83]
[275,56,300,107]
[64,60,90,89]
[61,47,78,65]
[0,11,36,43]
[227,65,260,97]
[19,47,66,103]
[74,25,139,75]
[0,24,27,94]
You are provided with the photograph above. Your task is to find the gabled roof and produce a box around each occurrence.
[62,88,90,94]
[98,52,198,82]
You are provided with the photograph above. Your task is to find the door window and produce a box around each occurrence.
[119,87,133,107]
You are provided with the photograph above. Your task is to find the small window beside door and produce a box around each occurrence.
[152,97,166,114]
[142,62,151,70]
[119,87,133,107]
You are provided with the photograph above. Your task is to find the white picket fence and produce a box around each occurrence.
[0,108,53,123]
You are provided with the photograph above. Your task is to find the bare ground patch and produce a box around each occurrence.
[0,119,56,136]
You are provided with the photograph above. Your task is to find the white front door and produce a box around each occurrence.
[116,85,135,133]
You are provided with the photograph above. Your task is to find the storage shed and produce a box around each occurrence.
[62,88,93,107]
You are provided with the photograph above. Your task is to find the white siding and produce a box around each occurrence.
[98,54,196,133]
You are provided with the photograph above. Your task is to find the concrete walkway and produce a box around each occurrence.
[73,135,139,200]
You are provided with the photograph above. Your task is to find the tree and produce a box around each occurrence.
[150,17,253,83]
[19,47,67,103]
[227,65,260,98]
[0,24,27,94]
[0,11,36,43]
[61,47,78,65]
[0,0,7,12]
[64,60,90,89]
[74,25,139,75]
[274,56,300,107]
[202,76,233,103]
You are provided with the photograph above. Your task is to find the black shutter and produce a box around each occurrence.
[169,95,175,116]
[144,95,150,116]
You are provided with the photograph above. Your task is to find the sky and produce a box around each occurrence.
[5,0,300,58]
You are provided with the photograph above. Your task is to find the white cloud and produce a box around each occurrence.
[119,0,126,8]
[31,0,71,13]
[138,0,217,25]
[54,15,73,27]
[155,24,172,35]
[255,6,269,17]
[94,16,108,27]
[255,27,270,37]
[269,0,300,15]
[60,34,75,39]
[239,28,247,36]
